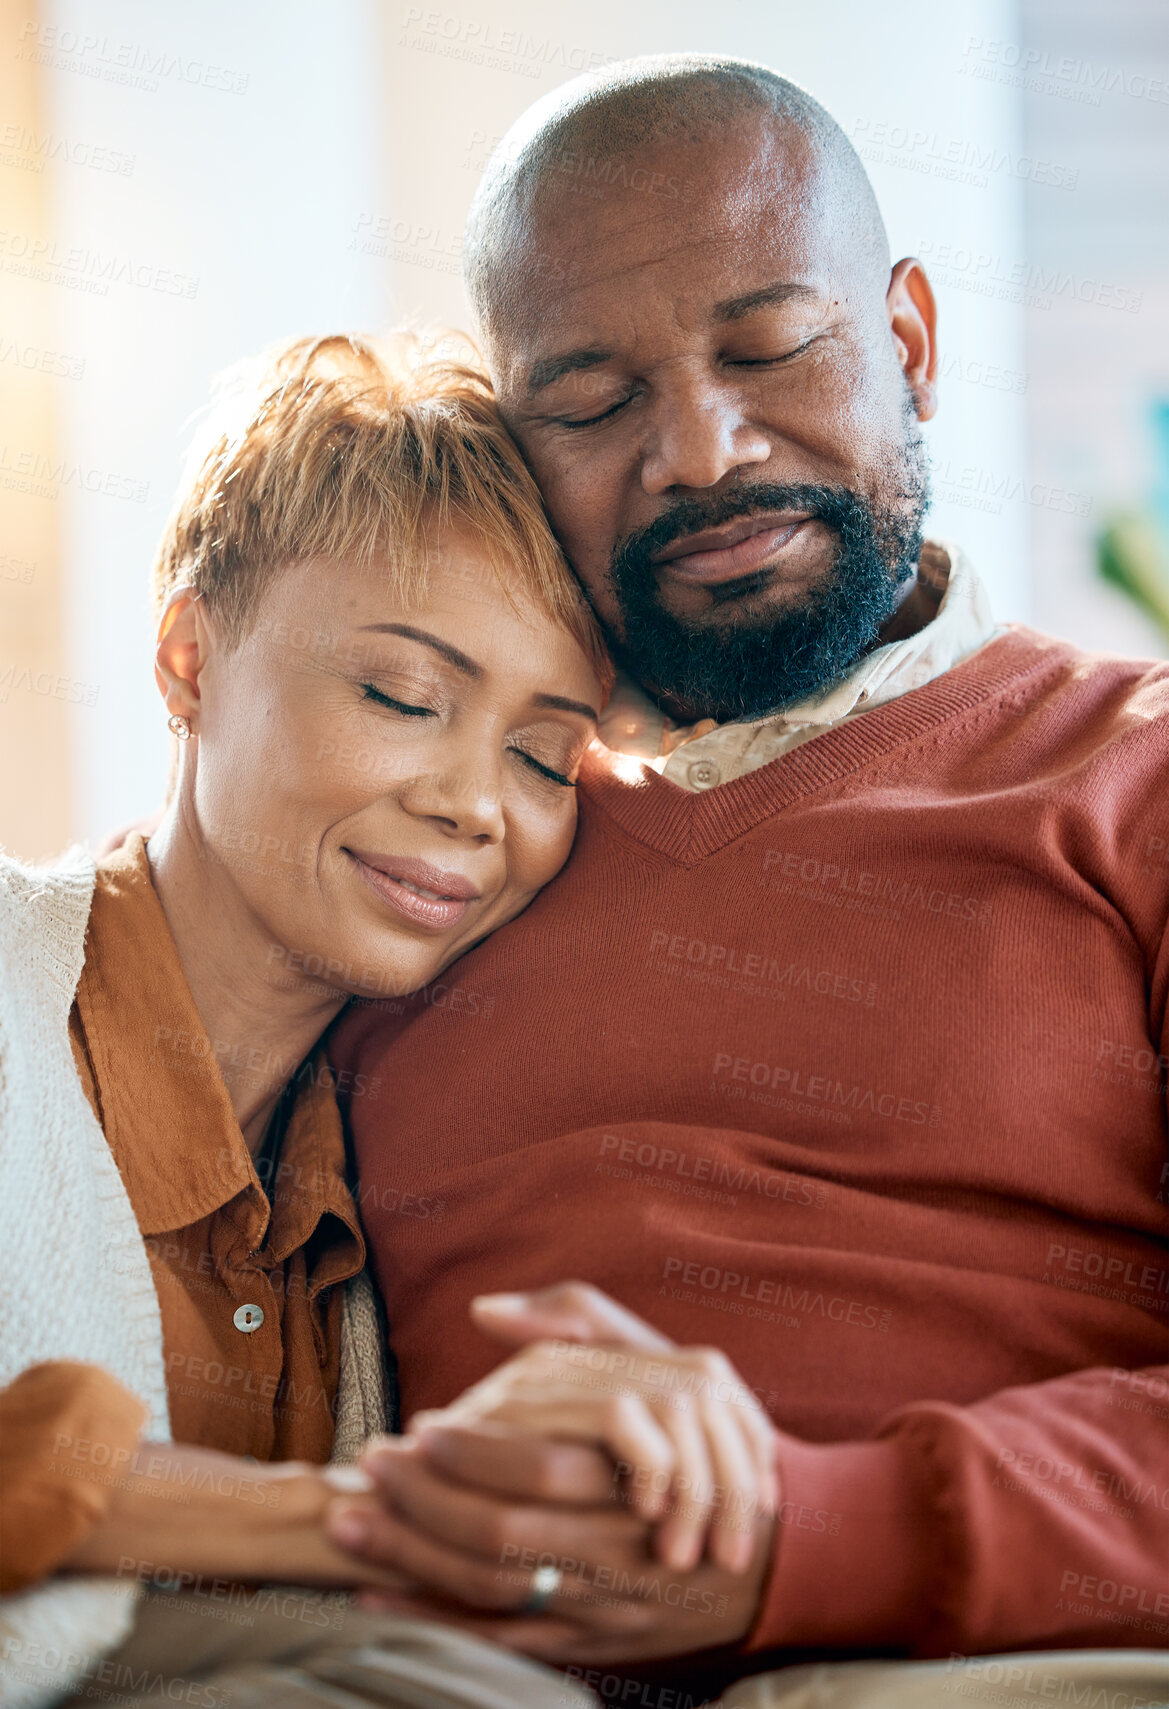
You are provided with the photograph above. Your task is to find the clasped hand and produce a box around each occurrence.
[325,1282,777,1665]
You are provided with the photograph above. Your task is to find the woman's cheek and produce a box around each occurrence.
[519,794,578,890]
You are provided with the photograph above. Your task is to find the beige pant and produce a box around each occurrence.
[55,1594,1169,1709]
[719,1650,1169,1709]
[57,1585,596,1708]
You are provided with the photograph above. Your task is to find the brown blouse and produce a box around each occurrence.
[0,836,365,1591]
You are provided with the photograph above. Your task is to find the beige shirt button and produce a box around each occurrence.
[233,1303,264,1334]
[687,758,721,789]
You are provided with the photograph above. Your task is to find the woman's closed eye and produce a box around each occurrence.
[361,682,436,717]
[510,745,575,788]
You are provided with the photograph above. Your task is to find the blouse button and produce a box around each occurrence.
[687,758,720,790]
[233,1303,264,1334]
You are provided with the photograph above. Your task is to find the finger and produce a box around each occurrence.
[442,1392,677,1520]
[325,1495,546,1613]
[693,1396,761,1573]
[358,1442,647,1565]
[741,1400,782,1516]
[409,1419,618,1505]
[650,1403,715,1573]
[471,1280,674,1352]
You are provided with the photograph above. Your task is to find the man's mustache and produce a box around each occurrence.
[611,483,856,570]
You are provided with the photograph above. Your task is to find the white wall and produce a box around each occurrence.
[39,0,390,842]
[37,0,1028,844]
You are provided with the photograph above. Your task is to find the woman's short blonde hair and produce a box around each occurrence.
[151,332,612,685]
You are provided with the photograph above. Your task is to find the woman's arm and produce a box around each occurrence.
[1,1362,146,1591]
[61,1439,405,1590]
[0,1363,401,1594]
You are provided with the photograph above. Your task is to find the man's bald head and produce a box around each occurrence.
[464,54,891,345]
[461,55,938,723]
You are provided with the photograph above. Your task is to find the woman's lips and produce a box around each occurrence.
[346,851,477,932]
[651,515,811,586]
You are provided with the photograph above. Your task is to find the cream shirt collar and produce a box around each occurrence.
[596,540,998,791]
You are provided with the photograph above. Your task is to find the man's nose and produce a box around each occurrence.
[639,380,771,495]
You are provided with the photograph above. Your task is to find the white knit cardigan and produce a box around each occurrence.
[0,849,388,1708]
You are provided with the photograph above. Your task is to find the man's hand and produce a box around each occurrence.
[324,1282,778,1663]
[333,1431,773,1664]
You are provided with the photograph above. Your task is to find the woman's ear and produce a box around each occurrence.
[154,587,208,730]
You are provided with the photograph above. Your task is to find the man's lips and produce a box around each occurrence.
[650,513,812,585]
[345,850,480,931]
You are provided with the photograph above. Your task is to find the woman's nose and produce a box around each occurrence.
[396,757,506,845]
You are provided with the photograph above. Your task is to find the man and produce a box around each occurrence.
[328,55,1169,1707]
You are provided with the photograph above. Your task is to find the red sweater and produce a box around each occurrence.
[334,627,1169,1666]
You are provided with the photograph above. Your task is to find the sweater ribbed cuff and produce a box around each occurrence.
[744,1435,934,1654]
[1,1361,148,1591]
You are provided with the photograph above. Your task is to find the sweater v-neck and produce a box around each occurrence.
[579,626,1063,865]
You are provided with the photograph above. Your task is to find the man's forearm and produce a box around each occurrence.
[748,1361,1169,1658]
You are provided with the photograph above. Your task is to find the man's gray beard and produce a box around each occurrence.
[603,456,930,725]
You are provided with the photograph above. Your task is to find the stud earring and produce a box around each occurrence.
[167,713,192,740]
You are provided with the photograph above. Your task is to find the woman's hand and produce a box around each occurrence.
[349,1282,779,1576]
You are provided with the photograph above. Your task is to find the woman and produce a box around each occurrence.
[0,336,773,1709]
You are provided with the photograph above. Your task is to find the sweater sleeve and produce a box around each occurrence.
[0,1361,147,1591]
[745,1358,1169,1658]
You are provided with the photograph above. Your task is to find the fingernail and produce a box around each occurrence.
[329,1507,370,1549]
[472,1292,526,1313]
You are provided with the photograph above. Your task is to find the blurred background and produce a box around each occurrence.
[2,0,1166,859]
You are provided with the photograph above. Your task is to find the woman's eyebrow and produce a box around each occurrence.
[357,623,481,678]
[532,692,599,721]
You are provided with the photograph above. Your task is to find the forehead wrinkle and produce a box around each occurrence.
[510,220,829,359]
[506,149,840,350]
[470,70,892,364]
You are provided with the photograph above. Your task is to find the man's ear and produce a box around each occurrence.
[154,587,208,729]
[887,257,938,422]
